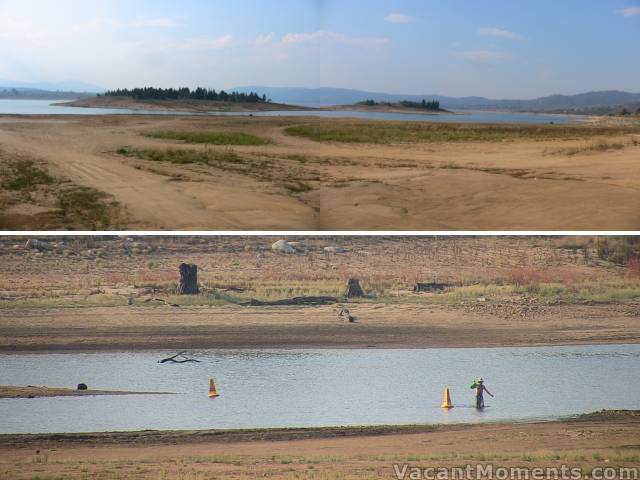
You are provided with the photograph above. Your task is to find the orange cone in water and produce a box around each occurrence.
[441,387,453,409]
[208,378,219,398]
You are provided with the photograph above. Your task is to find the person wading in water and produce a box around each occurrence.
[475,378,493,409]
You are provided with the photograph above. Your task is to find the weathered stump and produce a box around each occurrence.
[177,263,199,295]
[345,278,365,298]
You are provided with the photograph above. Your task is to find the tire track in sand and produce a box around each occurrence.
[0,124,315,230]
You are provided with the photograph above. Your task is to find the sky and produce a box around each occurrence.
[0,0,639,98]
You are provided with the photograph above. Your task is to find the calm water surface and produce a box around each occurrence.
[0,99,579,124]
[0,345,638,434]
[0,99,194,116]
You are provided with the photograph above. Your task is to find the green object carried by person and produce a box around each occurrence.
[470,379,478,389]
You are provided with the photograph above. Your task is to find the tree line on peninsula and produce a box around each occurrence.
[100,87,268,103]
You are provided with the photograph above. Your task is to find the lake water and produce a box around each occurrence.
[0,99,579,124]
[0,344,638,434]
[0,99,192,116]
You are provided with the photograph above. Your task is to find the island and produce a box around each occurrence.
[60,86,313,112]
[323,98,458,115]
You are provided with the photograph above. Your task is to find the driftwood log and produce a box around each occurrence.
[247,296,337,306]
[414,282,450,292]
[177,263,199,295]
[143,298,180,307]
[159,351,200,364]
[345,278,365,298]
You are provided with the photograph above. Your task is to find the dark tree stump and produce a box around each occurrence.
[345,278,365,298]
[177,263,199,295]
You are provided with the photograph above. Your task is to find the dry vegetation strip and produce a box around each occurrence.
[284,121,640,144]
[545,138,639,156]
[116,147,317,195]
[56,186,123,229]
[0,159,54,191]
[1,236,639,309]
[116,146,244,166]
[144,130,271,145]
[0,151,125,230]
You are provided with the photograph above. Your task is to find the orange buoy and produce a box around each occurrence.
[208,378,219,398]
[441,387,453,409]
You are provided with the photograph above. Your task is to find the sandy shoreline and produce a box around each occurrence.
[0,411,637,479]
[1,236,638,353]
[0,411,630,445]
[1,303,639,352]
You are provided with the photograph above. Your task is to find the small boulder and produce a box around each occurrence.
[271,240,295,254]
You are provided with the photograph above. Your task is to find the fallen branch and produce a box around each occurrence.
[143,298,180,307]
[158,351,200,364]
[245,296,338,306]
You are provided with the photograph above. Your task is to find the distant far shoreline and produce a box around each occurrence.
[59,96,313,112]
[0,384,174,398]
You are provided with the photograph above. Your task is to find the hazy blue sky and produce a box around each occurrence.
[1,0,639,98]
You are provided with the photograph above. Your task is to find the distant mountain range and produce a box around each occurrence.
[3,79,638,114]
[0,87,95,100]
[233,86,640,112]
[0,78,103,93]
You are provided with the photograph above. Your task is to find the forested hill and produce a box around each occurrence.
[101,87,268,103]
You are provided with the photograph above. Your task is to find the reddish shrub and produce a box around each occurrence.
[629,257,640,278]
[506,266,579,286]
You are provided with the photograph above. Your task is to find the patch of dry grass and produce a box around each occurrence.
[116,146,317,196]
[285,121,639,144]
[145,130,270,146]
[545,139,630,156]
[1,160,54,191]
[0,150,126,230]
